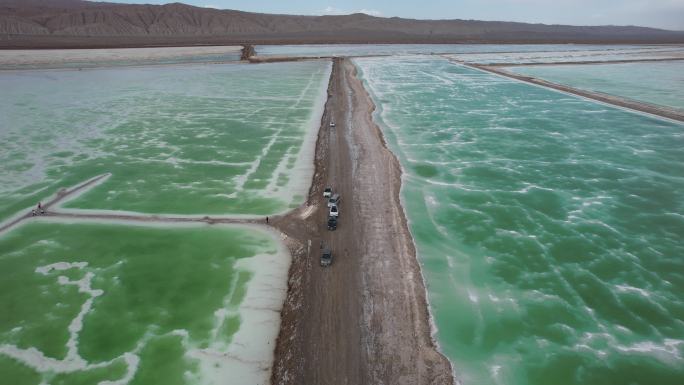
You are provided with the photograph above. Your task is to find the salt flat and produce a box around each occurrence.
[0,46,243,70]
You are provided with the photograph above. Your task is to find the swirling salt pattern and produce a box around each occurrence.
[0,61,330,219]
[355,56,684,385]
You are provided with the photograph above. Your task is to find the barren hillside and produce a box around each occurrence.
[1,0,683,48]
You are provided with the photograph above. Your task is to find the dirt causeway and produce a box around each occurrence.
[270,58,454,384]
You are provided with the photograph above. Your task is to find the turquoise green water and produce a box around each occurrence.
[0,221,285,384]
[509,61,684,111]
[0,61,330,221]
[355,57,684,385]
[0,59,319,384]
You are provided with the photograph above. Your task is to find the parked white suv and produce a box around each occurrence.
[329,204,339,218]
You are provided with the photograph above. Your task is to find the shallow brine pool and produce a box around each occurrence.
[356,56,684,385]
[0,60,330,221]
[0,221,289,385]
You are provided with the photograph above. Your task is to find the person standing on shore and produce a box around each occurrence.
[266,216,269,224]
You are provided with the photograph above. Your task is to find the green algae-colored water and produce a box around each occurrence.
[0,59,324,384]
[0,221,285,385]
[508,61,684,112]
[355,57,684,385]
[0,61,330,221]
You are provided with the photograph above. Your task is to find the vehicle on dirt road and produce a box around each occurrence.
[321,248,333,267]
[327,216,338,231]
[329,204,339,218]
[327,193,340,207]
[330,121,336,128]
[323,186,332,198]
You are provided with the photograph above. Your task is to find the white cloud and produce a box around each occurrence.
[319,6,345,15]
[316,6,382,17]
[358,8,382,17]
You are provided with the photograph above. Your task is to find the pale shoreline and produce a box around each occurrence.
[353,57,459,382]
[0,46,242,70]
[349,59,458,382]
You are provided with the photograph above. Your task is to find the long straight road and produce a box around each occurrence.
[271,58,454,385]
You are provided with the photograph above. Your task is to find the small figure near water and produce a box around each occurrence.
[31,202,44,216]
[266,216,269,224]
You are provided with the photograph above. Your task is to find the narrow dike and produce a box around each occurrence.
[270,58,455,384]
[342,60,456,385]
[450,59,684,123]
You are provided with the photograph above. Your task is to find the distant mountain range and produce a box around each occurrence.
[1,0,683,48]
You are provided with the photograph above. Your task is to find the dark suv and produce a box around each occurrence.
[321,248,332,267]
[327,216,338,231]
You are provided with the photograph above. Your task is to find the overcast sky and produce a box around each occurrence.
[103,0,684,30]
